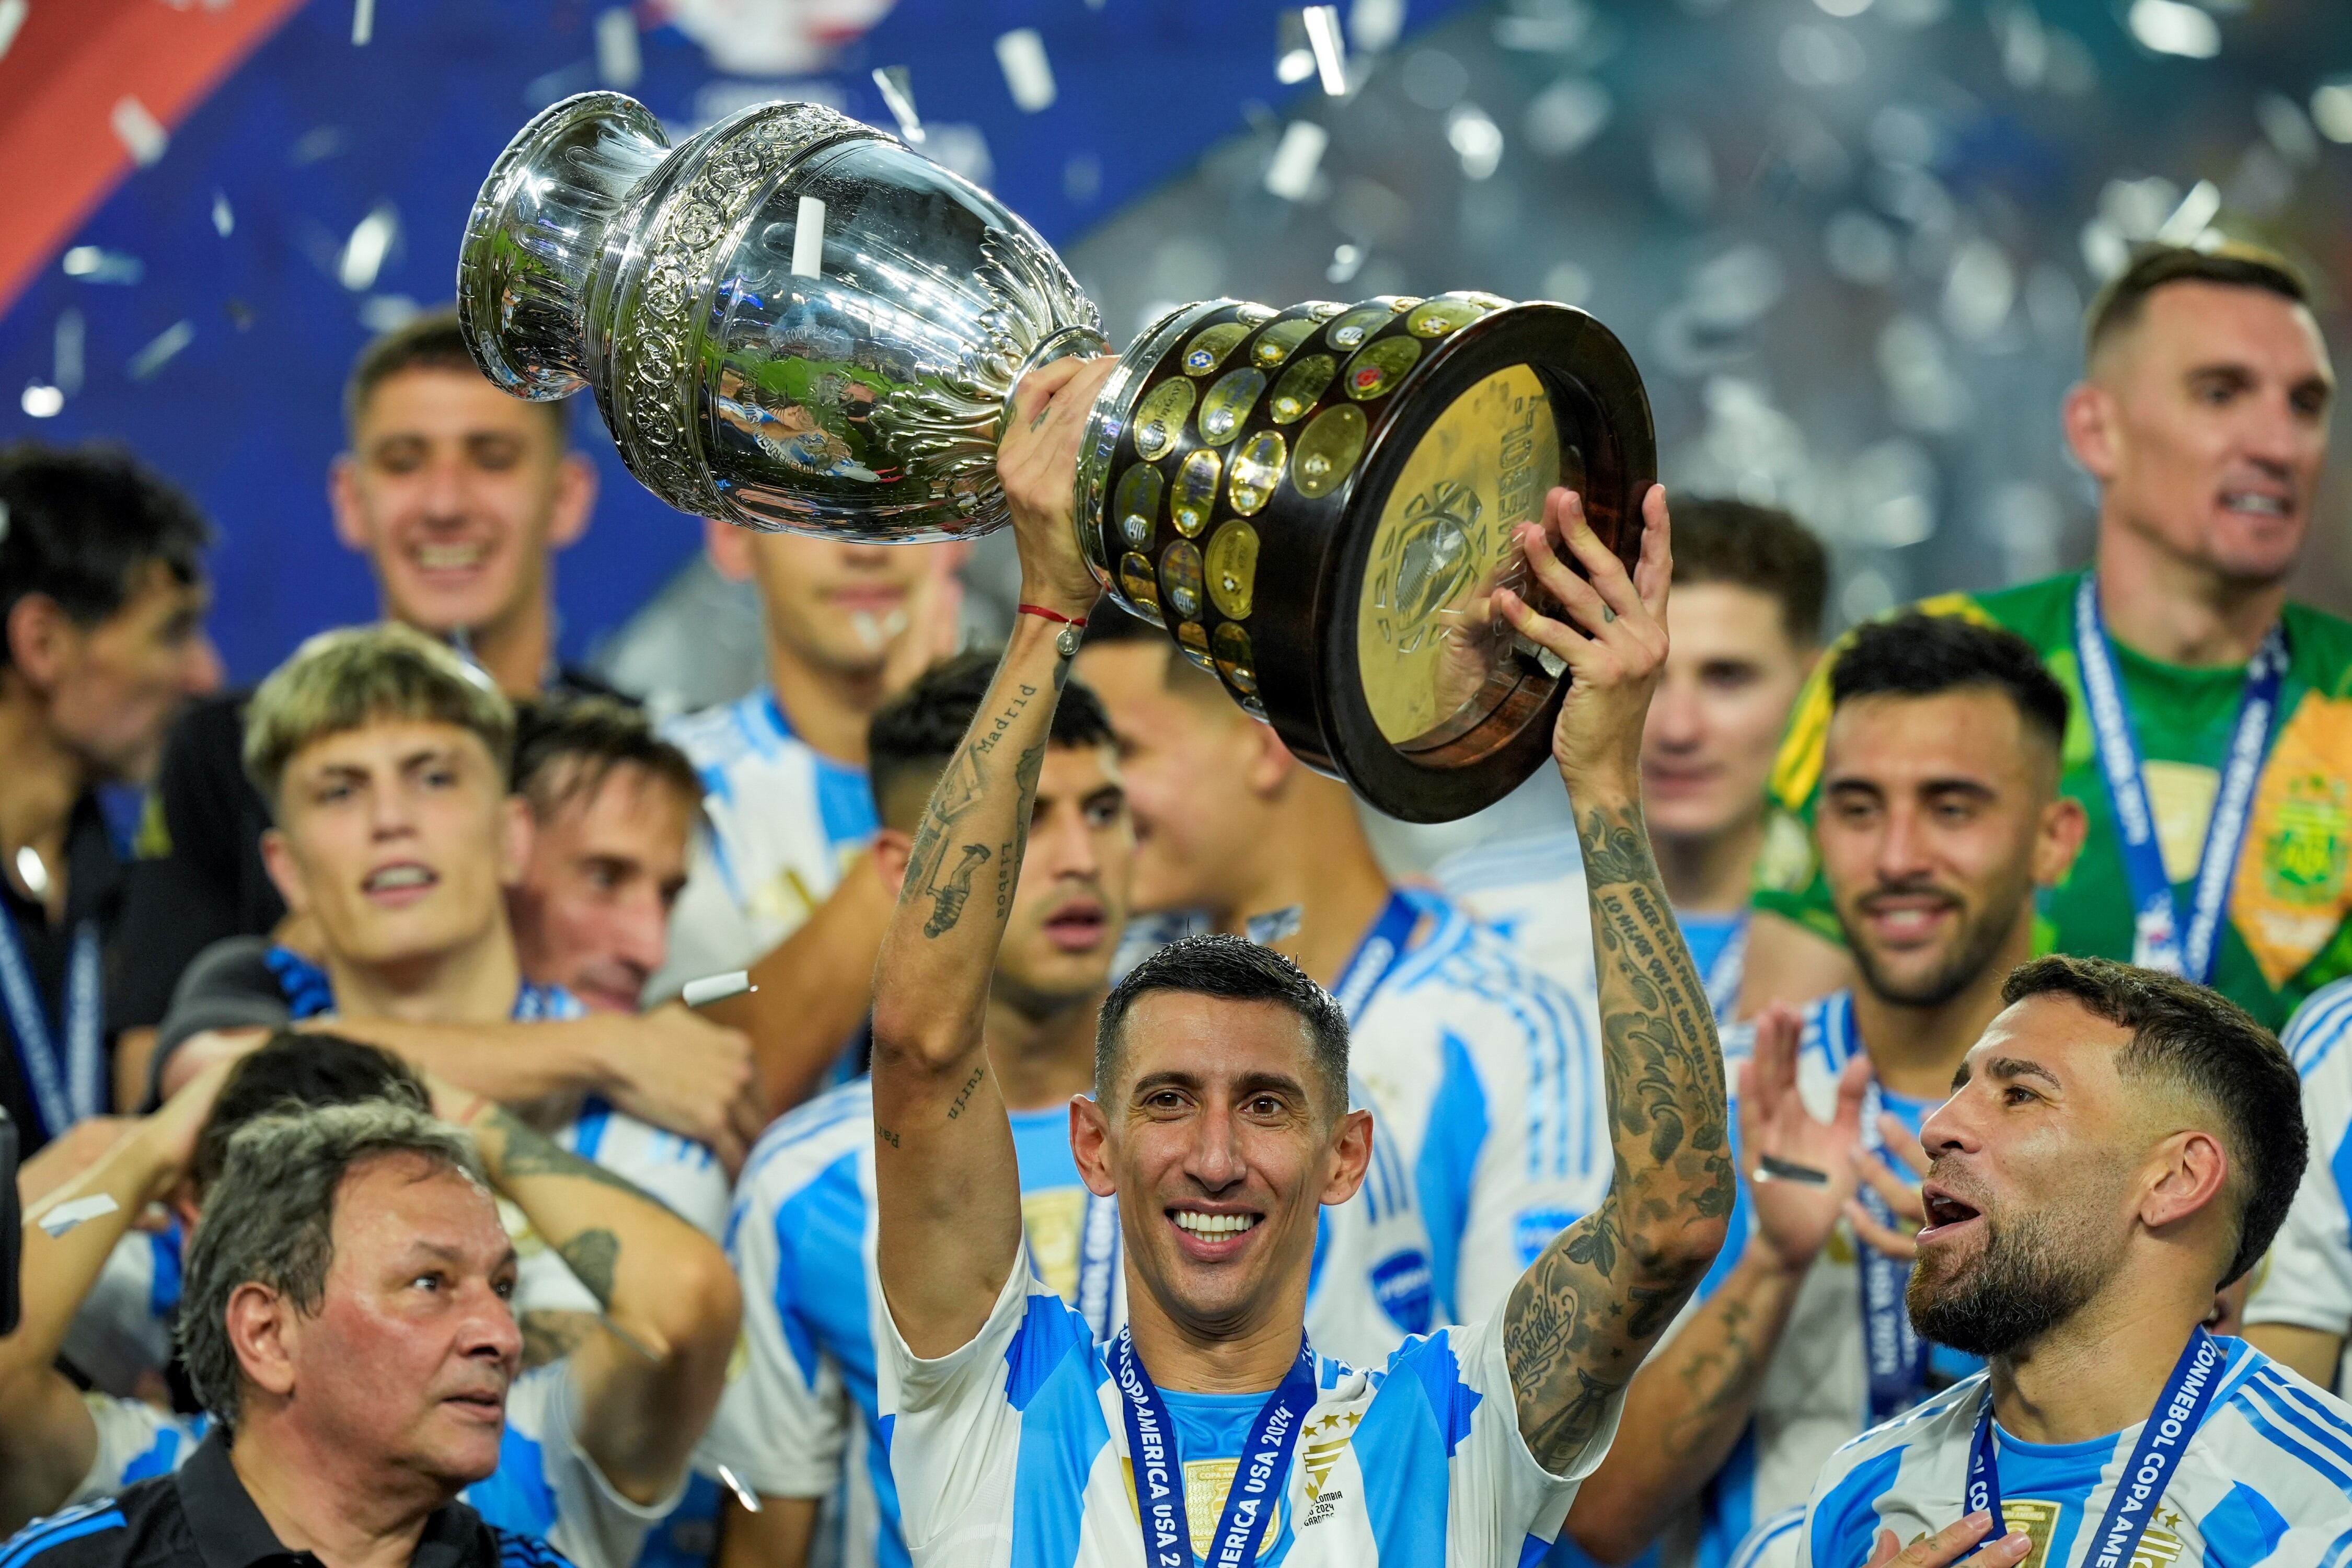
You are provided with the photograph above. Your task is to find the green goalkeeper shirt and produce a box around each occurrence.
[1751,568,2352,1031]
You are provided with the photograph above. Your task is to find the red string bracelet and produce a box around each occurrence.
[1016,604,1088,627]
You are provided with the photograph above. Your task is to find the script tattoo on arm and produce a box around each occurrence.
[904,684,1044,940]
[1506,801,1734,1473]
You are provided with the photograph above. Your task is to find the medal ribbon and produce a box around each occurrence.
[1111,1328,1317,1568]
[1827,993,1928,1423]
[2073,574,2285,984]
[1967,1329,2223,1565]
[0,905,102,1139]
[1331,892,1420,1024]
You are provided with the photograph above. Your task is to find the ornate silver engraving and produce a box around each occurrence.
[605,101,874,522]
[870,226,1102,507]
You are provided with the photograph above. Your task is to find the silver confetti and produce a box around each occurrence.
[38,1193,120,1238]
[872,65,924,144]
[995,28,1056,112]
[1303,5,1348,95]
[790,196,826,279]
[0,0,27,64]
[1751,1154,1830,1187]
[352,0,374,46]
[61,246,142,284]
[128,320,195,382]
[716,1465,764,1515]
[1263,120,1328,200]
[681,970,755,1007]
[55,308,84,395]
[338,203,399,292]
[211,189,234,237]
[1246,905,1305,944]
[111,96,169,167]
[595,8,641,88]
[11,385,53,418]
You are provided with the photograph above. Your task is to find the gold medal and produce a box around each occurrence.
[1269,354,1336,424]
[1292,404,1368,498]
[1323,305,1391,352]
[1160,539,1207,621]
[1343,336,1421,401]
[1172,447,1221,536]
[1206,521,1260,618]
[1180,321,1251,377]
[1227,431,1286,516]
[1251,316,1320,370]
[1132,378,1195,462]
[1114,464,1163,549]
[1406,297,1486,338]
[1197,369,1266,443]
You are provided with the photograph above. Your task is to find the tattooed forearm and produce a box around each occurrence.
[921,843,992,938]
[1506,798,1734,1471]
[1662,1295,1769,1459]
[946,1064,985,1120]
[483,1108,674,1211]
[559,1230,620,1307]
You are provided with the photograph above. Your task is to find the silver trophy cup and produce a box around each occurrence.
[459,91,1654,821]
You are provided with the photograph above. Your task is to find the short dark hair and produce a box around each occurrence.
[2001,955,2304,1288]
[868,649,1115,831]
[0,442,212,668]
[1829,614,2070,755]
[2085,243,2310,366]
[345,305,570,443]
[1669,498,1829,645]
[192,1030,428,1195]
[1096,933,1350,1113]
[512,695,701,825]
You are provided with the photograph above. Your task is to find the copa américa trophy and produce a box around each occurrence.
[457,91,1654,821]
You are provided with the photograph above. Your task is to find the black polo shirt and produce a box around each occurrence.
[0,1432,573,1568]
[1,791,128,1155]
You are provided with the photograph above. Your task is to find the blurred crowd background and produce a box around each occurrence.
[5,0,2349,720]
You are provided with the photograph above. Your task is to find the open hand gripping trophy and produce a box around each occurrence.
[459,91,1654,821]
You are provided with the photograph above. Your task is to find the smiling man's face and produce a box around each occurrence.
[332,368,592,646]
[2078,279,2334,589]
[1075,991,1370,1340]
[263,718,526,975]
[1817,687,2060,1008]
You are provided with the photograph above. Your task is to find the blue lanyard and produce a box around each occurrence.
[0,903,103,1139]
[2072,575,2285,984]
[274,951,574,1025]
[1077,1190,1121,1343]
[1828,993,1927,1422]
[1111,1328,1317,1568]
[1704,915,1747,1023]
[1967,1329,2223,1567]
[1331,892,1419,1023]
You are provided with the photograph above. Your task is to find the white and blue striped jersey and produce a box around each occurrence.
[1347,890,1610,1328]
[63,1367,671,1568]
[1663,993,1980,1568]
[1433,829,1598,1020]
[2246,976,2352,1390]
[1793,1344,2352,1568]
[700,1074,1434,1567]
[651,689,878,1004]
[877,1243,1620,1567]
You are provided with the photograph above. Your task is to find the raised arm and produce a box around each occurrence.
[868,354,1118,1359]
[0,1060,233,1532]
[433,1081,742,1505]
[1491,485,1736,1472]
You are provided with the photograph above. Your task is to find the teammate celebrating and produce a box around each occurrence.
[864,356,1731,1565]
[1562,615,2086,1568]
[1746,244,2348,1032]
[706,653,1431,1568]
[1792,956,2347,1568]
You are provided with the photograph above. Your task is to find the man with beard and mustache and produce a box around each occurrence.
[1790,955,2344,1568]
[1563,615,2088,1568]
[1744,244,2349,1037]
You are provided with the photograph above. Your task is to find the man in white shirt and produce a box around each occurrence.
[2243,978,2352,1389]
[655,524,963,1114]
[860,355,1730,1566]
[707,653,1432,1568]
[1791,956,2344,1568]
[1077,619,1606,1332]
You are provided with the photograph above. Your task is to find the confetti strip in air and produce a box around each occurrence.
[1263,120,1328,200]
[112,97,169,166]
[996,28,1056,112]
[0,0,27,64]
[1303,6,1347,96]
[682,970,755,1007]
[38,1193,121,1238]
[352,0,373,45]
[128,320,195,382]
[595,8,641,88]
[873,65,924,144]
